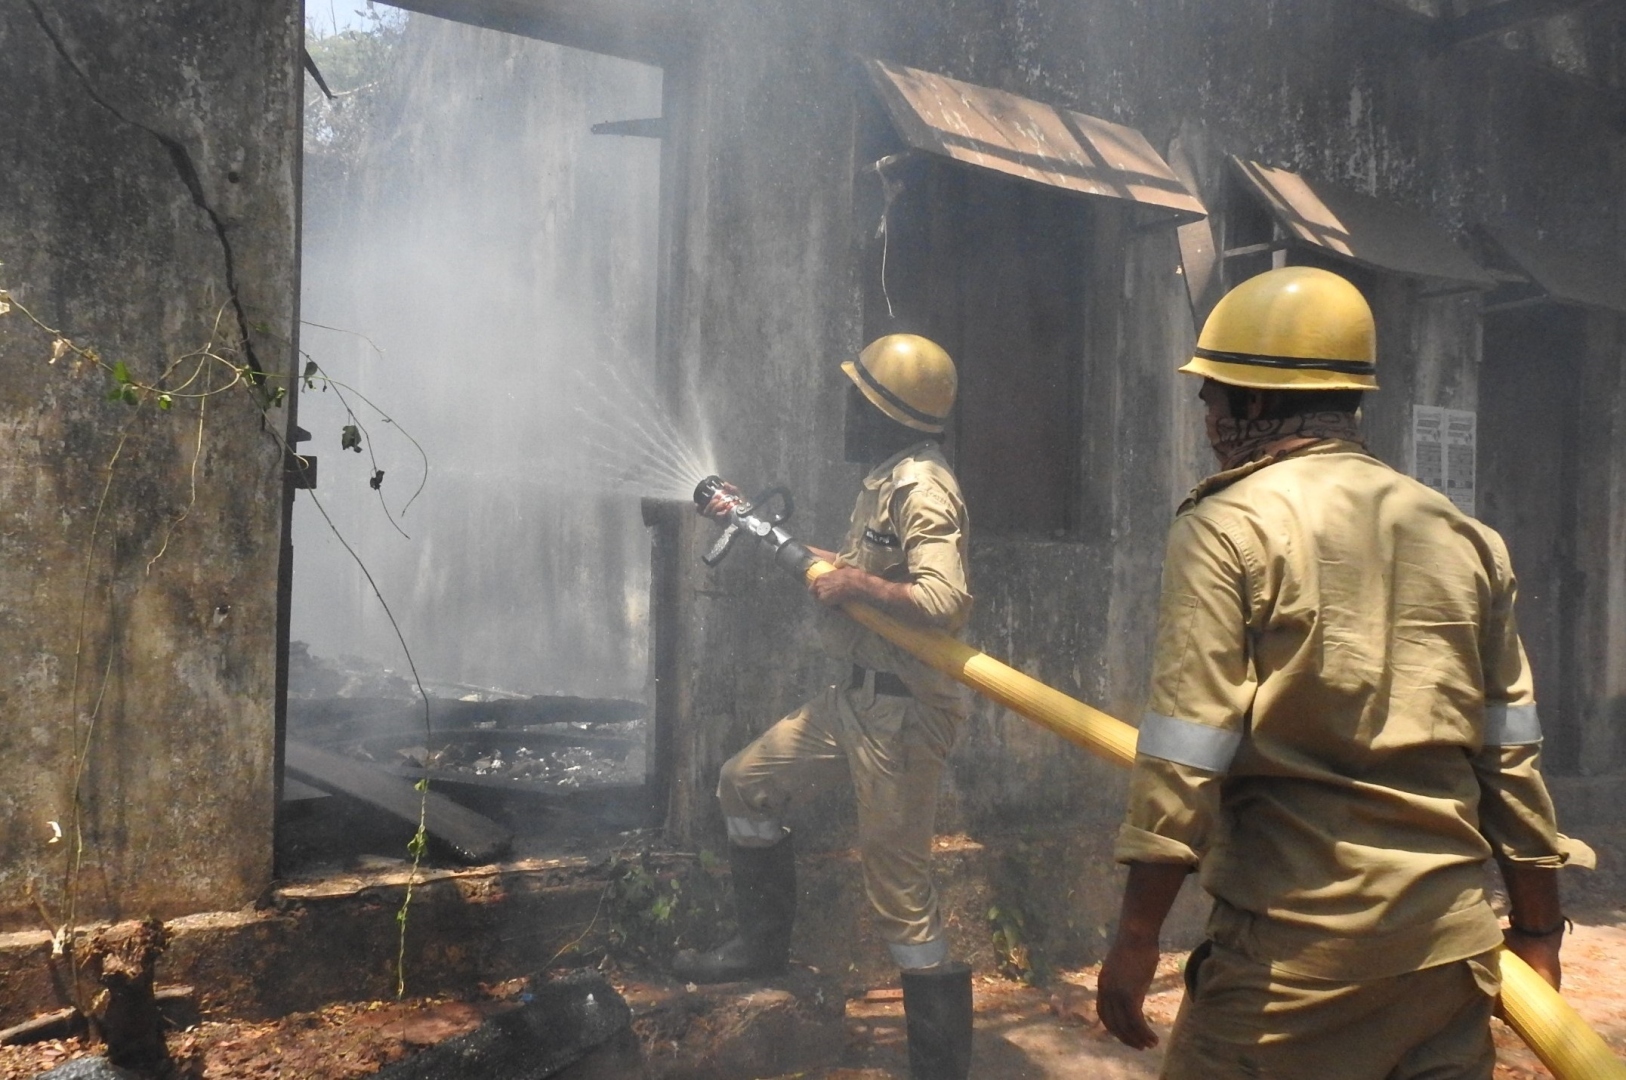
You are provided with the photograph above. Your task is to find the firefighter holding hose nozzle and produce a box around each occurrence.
[673,334,975,1079]
[1096,266,1593,1079]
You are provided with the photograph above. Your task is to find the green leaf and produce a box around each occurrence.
[341,424,362,452]
[112,360,132,385]
[414,778,428,792]
[157,393,173,411]
[120,385,139,406]
[302,360,318,389]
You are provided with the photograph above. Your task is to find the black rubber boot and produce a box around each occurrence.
[670,833,795,983]
[901,961,973,1080]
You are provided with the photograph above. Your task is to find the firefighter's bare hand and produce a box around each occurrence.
[809,567,868,606]
[699,482,742,520]
[1097,935,1161,1050]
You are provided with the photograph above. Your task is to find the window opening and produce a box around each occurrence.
[859,146,1088,538]
[855,66,1201,539]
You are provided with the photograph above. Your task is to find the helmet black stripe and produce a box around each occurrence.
[852,354,947,426]
[1195,347,1376,376]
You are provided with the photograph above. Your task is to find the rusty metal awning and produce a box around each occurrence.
[1231,158,1495,287]
[1483,223,1626,314]
[865,58,1206,225]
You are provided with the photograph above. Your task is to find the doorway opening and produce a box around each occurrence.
[280,9,669,870]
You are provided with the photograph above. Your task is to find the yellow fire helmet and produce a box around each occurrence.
[841,333,958,433]
[1181,265,1378,391]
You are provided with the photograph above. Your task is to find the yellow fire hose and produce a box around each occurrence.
[798,557,1625,1079]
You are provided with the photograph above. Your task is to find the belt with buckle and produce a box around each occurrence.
[851,664,911,698]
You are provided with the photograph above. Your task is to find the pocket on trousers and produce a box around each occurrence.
[1184,939,1215,997]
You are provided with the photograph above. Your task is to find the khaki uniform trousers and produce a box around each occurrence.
[1162,942,1501,1080]
[716,680,960,968]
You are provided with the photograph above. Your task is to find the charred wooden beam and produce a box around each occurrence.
[285,741,513,863]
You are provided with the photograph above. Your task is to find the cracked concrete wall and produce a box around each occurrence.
[655,0,1626,958]
[0,0,301,929]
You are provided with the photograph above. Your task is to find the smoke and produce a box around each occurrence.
[294,14,697,700]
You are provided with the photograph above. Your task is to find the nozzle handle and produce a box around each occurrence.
[750,486,793,526]
[703,522,741,567]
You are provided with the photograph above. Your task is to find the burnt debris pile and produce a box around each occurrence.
[281,644,650,870]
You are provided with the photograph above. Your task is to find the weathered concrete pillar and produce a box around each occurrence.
[0,0,302,930]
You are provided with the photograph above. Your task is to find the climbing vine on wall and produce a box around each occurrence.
[0,281,437,1002]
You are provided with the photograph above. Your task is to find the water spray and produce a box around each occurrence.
[693,474,1626,1080]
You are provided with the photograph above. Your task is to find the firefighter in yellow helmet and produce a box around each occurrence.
[676,334,976,1078]
[1096,266,1587,1079]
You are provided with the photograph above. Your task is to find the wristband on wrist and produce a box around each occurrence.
[1507,916,1571,938]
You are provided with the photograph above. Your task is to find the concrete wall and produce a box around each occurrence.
[653,0,1626,957]
[0,0,300,929]
[1572,310,1626,775]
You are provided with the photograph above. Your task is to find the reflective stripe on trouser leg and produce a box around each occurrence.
[717,693,854,845]
[891,936,949,970]
[1136,711,1242,773]
[725,816,785,845]
[1484,703,1542,746]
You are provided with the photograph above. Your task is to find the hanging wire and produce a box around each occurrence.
[868,152,908,319]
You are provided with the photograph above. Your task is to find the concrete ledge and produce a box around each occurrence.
[0,827,1207,1029]
[0,858,615,1026]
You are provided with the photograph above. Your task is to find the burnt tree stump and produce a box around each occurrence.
[79,918,171,1074]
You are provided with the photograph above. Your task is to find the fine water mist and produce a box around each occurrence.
[294,14,703,701]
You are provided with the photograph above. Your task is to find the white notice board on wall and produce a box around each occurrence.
[1411,405,1476,516]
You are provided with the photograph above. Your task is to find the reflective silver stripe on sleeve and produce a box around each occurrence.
[725,816,786,845]
[1485,703,1542,746]
[1136,711,1243,774]
[889,936,949,971]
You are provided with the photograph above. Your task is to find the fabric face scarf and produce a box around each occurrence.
[1211,410,1365,470]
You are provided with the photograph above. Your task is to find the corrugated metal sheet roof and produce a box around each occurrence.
[1231,158,1495,287]
[1485,223,1626,314]
[865,58,1206,225]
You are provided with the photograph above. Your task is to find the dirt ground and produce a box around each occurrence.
[2,925,1621,1079]
[0,997,498,1080]
[5,825,1622,1079]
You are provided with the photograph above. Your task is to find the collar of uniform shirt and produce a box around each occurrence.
[1182,438,1368,511]
[862,440,938,489]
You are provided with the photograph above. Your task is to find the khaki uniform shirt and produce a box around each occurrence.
[818,441,973,715]
[1116,441,1577,982]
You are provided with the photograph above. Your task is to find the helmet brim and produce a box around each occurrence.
[1179,355,1378,392]
[841,360,945,433]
